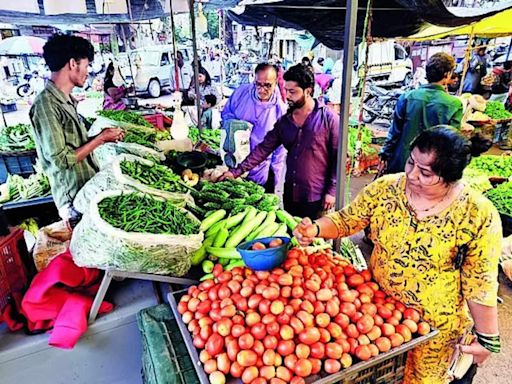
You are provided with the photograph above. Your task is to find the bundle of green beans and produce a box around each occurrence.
[120,160,188,193]
[98,193,199,235]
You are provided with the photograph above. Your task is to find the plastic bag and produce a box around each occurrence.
[73,165,126,214]
[89,116,166,169]
[220,119,252,169]
[33,221,72,271]
[70,190,203,276]
[111,154,193,204]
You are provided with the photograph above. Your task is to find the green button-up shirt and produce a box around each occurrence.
[29,81,99,210]
[380,84,463,173]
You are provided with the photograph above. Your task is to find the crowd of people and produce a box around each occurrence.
[28,33,504,384]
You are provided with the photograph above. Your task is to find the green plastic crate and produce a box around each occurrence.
[137,304,200,384]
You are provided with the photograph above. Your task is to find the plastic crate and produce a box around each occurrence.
[143,114,165,129]
[0,228,29,311]
[137,304,200,384]
[168,290,439,384]
[1,103,17,113]
[0,150,38,183]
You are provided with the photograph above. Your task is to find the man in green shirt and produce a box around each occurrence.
[30,34,124,226]
[380,52,463,174]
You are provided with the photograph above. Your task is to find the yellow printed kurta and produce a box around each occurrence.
[327,174,501,384]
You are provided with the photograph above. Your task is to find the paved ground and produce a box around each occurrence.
[348,175,512,384]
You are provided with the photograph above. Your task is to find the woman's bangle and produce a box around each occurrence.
[475,331,501,353]
[314,222,321,237]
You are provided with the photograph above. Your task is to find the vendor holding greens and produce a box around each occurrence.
[30,34,124,227]
[294,127,500,384]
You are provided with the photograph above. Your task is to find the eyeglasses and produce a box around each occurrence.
[255,81,275,90]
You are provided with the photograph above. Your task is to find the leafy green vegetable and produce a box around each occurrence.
[484,101,512,120]
[485,181,512,216]
[98,193,199,235]
[188,127,221,151]
[462,168,493,192]
[467,155,512,178]
[348,126,376,157]
[0,124,36,152]
[97,110,153,127]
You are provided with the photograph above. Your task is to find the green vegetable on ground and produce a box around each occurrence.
[484,101,512,120]
[98,193,199,235]
[467,155,512,178]
[97,110,153,127]
[486,181,512,217]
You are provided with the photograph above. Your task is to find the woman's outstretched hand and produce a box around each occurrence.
[293,217,318,247]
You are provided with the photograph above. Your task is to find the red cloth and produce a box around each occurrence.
[17,250,113,348]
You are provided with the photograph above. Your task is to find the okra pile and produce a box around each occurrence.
[98,193,199,235]
[120,160,188,193]
[486,181,512,216]
[188,179,280,219]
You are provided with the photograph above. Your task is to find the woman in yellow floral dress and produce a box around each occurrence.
[294,127,501,384]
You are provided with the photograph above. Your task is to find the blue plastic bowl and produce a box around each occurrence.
[236,237,291,271]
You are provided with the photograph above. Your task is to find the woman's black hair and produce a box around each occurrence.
[283,64,315,91]
[104,62,115,92]
[409,125,492,183]
[43,34,94,72]
[198,66,212,87]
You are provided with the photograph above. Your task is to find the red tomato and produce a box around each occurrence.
[347,274,365,288]
[277,340,295,356]
[276,366,293,382]
[290,377,306,384]
[245,312,262,327]
[253,340,265,356]
[310,358,322,374]
[258,299,271,315]
[340,352,353,368]
[291,286,305,298]
[298,327,321,345]
[417,322,431,336]
[239,333,255,350]
[375,337,392,353]
[284,354,298,370]
[262,314,277,325]
[403,319,418,333]
[315,313,330,328]
[381,323,396,337]
[200,349,212,363]
[396,324,412,342]
[324,359,342,374]
[262,287,280,300]
[248,294,263,309]
[230,361,244,378]
[203,359,218,374]
[280,325,295,341]
[356,314,375,334]
[266,322,280,336]
[340,302,357,317]
[294,358,312,377]
[216,318,233,337]
[232,324,246,338]
[326,300,340,317]
[226,340,240,362]
[334,313,350,329]
[389,333,405,347]
[309,342,326,359]
[217,353,231,375]
[327,322,342,339]
[251,322,267,340]
[206,333,224,357]
[368,343,379,357]
[326,342,343,359]
[263,349,276,366]
[263,335,278,350]
[237,350,258,367]
[240,286,254,298]
[295,343,311,359]
[193,335,206,348]
[271,300,285,315]
[241,366,258,383]
[296,311,314,328]
[278,273,293,286]
[367,325,382,341]
[403,308,421,323]
[346,324,359,338]
[260,365,276,380]
[355,345,372,361]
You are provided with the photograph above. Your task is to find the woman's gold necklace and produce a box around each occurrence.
[406,184,453,213]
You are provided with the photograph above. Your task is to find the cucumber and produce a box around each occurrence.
[200,209,226,232]
[246,212,277,241]
[256,222,280,239]
[225,211,247,229]
[273,223,290,237]
[213,226,229,247]
[202,260,214,273]
[218,258,230,266]
[240,206,257,226]
[276,209,298,231]
[206,246,242,259]
[200,273,214,281]
[225,211,267,248]
[190,237,214,266]
[226,260,245,270]
[206,218,227,238]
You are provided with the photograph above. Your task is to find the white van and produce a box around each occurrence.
[121,45,193,98]
[357,40,413,86]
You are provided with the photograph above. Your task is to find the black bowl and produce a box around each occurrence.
[175,151,207,173]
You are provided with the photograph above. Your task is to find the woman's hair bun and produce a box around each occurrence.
[469,133,492,157]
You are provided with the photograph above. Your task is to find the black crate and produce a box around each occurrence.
[0,150,37,183]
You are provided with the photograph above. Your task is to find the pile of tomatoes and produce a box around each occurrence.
[177,248,431,384]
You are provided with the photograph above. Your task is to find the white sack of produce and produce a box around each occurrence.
[89,116,165,169]
[111,154,193,203]
[73,164,125,214]
[70,190,203,276]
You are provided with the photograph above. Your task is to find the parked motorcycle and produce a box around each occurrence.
[16,71,46,98]
[362,82,407,125]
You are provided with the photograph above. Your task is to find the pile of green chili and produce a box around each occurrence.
[120,160,188,193]
[98,193,199,235]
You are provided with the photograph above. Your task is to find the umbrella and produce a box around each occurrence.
[0,36,46,56]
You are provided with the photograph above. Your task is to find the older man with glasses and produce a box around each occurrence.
[221,63,287,192]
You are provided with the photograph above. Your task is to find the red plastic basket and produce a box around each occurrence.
[143,114,165,129]
[0,228,29,311]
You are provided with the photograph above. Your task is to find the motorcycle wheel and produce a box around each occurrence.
[17,84,34,98]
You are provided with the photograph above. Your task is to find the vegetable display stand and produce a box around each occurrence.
[137,304,200,384]
[0,149,37,183]
[0,227,30,311]
[88,269,198,323]
[143,114,165,130]
[168,289,439,384]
